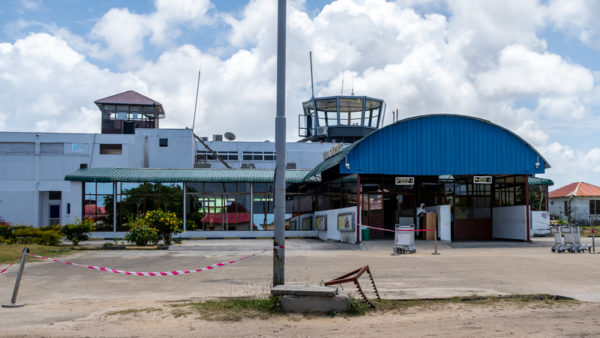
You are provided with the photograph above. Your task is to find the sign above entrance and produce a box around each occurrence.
[323,144,343,160]
[395,177,414,185]
[473,176,493,184]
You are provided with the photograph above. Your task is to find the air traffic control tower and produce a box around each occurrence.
[298,95,385,143]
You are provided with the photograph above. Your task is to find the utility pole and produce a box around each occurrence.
[273,0,287,286]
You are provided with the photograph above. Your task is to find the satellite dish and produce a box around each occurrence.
[224,132,236,141]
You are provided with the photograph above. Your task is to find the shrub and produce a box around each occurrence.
[125,218,159,246]
[144,210,182,245]
[12,226,61,246]
[62,218,95,245]
[0,223,15,243]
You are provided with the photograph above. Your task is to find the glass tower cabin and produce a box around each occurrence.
[298,96,385,143]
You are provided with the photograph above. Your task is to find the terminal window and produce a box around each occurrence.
[100,144,122,155]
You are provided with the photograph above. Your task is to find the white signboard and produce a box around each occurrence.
[473,176,492,184]
[395,177,414,185]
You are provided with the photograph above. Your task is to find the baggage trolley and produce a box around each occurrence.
[559,226,576,253]
[393,224,416,254]
[573,226,592,253]
[551,225,562,253]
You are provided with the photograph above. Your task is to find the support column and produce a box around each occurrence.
[183,183,187,232]
[525,175,530,242]
[250,183,254,232]
[113,181,117,233]
[356,174,361,243]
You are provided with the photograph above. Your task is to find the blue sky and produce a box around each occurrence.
[1,0,600,188]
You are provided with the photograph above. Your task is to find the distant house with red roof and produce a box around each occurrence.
[549,182,600,224]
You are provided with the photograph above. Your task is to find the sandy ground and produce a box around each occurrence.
[2,238,600,337]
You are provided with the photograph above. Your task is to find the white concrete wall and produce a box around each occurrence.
[492,205,527,240]
[198,141,340,169]
[531,211,551,236]
[0,129,195,227]
[550,197,594,224]
[315,207,357,244]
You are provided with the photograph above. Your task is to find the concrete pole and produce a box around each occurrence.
[273,0,287,287]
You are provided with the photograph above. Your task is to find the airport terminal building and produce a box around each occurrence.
[0,91,552,242]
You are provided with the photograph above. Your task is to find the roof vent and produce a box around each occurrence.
[286,162,297,169]
[213,134,223,142]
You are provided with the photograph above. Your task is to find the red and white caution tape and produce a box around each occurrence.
[26,245,284,277]
[0,262,14,274]
[359,224,435,232]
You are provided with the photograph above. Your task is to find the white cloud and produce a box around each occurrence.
[547,0,600,50]
[1,0,600,188]
[90,0,212,67]
[539,142,600,187]
[476,45,594,98]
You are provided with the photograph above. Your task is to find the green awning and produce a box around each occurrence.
[528,177,554,186]
[302,142,358,182]
[65,168,316,184]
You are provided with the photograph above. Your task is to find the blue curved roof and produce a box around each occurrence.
[305,114,549,179]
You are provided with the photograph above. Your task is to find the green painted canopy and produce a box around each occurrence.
[528,177,554,186]
[65,168,316,184]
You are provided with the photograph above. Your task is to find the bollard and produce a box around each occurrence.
[432,223,440,255]
[3,247,29,308]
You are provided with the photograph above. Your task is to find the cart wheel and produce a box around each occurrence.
[551,248,556,253]
[569,248,576,253]
[558,249,564,253]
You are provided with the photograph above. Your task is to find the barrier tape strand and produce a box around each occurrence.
[26,245,284,277]
[0,263,14,274]
[359,224,435,233]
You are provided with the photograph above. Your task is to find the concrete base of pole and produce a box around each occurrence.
[2,302,24,308]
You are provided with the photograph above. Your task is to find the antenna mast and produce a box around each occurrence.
[341,70,345,95]
[309,51,315,99]
[192,63,201,131]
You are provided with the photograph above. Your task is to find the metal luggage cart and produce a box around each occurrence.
[559,226,576,253]
[393,224,416,254]
[573,226,592,253]
[551,225,562,253]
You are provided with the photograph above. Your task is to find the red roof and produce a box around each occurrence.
[549,182,600,198]
[95,90,162,106]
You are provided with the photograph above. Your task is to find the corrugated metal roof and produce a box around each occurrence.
[305,114,550,180]
[549,182,600,198]
[529,177,554,186]
[65,168,313,184]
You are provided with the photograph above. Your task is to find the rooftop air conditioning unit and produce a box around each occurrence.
[200,137,208,141]
[241,163,256,169]
[213,134,223,141]
[286,163,297,169]
[317,126,328,136]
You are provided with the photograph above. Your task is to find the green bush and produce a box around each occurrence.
[144,210,182,245]
[0,223,15,243]
[62,218,95,245]
[12,226,61,246]
[125,218,159,246]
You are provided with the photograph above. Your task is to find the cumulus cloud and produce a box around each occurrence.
[476,45,594,98]
[90,0,212,67]
[0,0,599,187]
[547,0,600,50]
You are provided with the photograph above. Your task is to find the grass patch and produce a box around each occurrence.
[171,296,283,321]
[105,307,162,316]
[170,294,576,321]
[0,244,73,264]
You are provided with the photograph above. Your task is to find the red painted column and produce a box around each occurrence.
[356,174,361,243]
[525,175,530,242]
